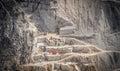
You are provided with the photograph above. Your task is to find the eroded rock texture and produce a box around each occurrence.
[0,0,120,71]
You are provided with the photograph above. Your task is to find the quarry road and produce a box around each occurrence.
[22,32,120,71]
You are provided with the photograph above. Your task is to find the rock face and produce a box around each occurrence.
[0,0,37,71]
[19,0,120,50]
[0,0,120,71]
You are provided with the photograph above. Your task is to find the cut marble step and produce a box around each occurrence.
[23,64,46,71]
[23,62,94,71]
[33,53,71,62]
[46,45,101,54]
[60,26,75,35]
[64,37,88,45]
[23,62,78,71]
[34,36,65,46]
[54,63,78,71]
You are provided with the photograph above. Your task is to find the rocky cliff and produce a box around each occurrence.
[0,0,120,71]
